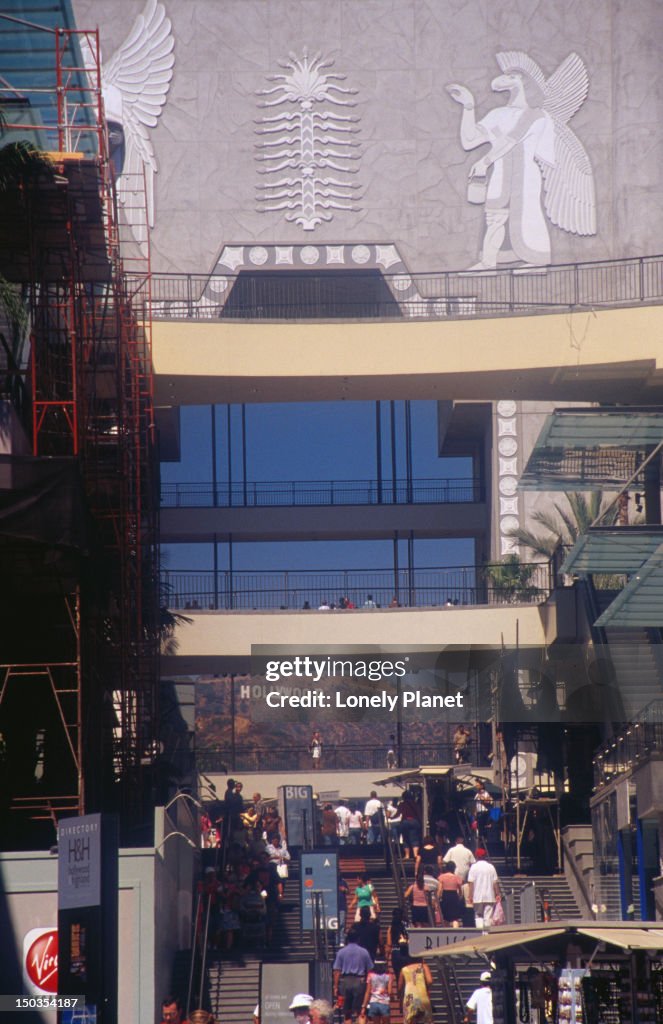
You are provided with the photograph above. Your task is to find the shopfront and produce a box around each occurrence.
[424,922,663,1024]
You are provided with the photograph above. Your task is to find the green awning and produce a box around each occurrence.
[595,545,663,627]
[562,528,663,575]
[519,408,663,490]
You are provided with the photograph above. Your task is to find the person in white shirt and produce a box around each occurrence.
[465,972,493,1024]
[364,791,383,845]
[467,849,500,929]
[336,801,352,845]
[443,837,476,882]
[385,799,401,842]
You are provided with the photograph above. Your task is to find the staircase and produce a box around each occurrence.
[562,824,642,921]
[500,873,581,922]
[192,847,586,1024]
[205,860,317,1024]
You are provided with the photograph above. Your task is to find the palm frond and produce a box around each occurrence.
[530,508,565,537]
[0,141,54,192]
[506,526,558,557]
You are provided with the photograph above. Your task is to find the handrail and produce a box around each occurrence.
[162,560,554,612]
[186,888,212,1021]
[128,253,663,323]
[380,811,408,915]
[312,890,331,962]
[161,477,484,509]
[197,742,493,774]
[560,828,594,918]
[438,958,465,1024]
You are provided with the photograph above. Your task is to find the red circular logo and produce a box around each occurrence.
[25,930,58,993]
[304,878,314,887]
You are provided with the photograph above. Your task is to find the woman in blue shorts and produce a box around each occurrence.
[360,960,393,1024]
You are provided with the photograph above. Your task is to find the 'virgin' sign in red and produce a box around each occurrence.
[23,928,58,993]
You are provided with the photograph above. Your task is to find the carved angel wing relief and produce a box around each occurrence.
[539,52,596,236]
[84,0,175,253]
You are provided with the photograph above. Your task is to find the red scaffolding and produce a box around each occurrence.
[0,26,159,841]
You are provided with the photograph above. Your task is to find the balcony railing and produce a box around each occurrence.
[162,561,553,611]
[196,741,492,773]
[129,254,663,322]
[161,477,484,508]
[593,701,663,790]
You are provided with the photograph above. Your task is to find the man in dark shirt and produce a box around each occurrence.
[333,927,373,1024]
[245,851,283,944]
[354,905,381,961]
[222,777,244,841]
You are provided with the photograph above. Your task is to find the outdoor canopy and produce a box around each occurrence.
[420,922,663,958]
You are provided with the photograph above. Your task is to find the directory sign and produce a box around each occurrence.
[300,852,338,931]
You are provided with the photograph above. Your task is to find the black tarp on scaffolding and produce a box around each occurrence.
[0,453,90,551]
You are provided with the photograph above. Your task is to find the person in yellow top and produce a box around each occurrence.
[398,956,433,1024]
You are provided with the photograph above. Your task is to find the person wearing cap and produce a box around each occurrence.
[464,972,493,1024]
[333,927,374,1023]
[467,849,501,929]
[289,994,314,1024]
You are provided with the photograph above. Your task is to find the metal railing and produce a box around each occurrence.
[593,707,663,789]
[196,742,492,774]
[161,477,484,508]
[161,561,553,611]
[128,254,663,322]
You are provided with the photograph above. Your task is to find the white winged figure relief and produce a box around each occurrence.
[82,0,174,254]
[447,51,596,269]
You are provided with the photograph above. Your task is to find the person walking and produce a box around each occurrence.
[397,790,422,861]
[443,836,476,882]
[385,908,409,981]
[321,803,338,846]
[467,848,501,928]
[437,862,464,927]
[465,972,493,1024]
[309,730,323,769]
[360,959,393,1024]
[404,865,430,927]
[333,928,374,1024]
[398,956,433,1024]
[336,800,352,845]
[348,802,365,845]
[350,872,381,922]
[364,791,383,845]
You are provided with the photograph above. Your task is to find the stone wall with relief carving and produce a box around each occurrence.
[72,0,663,275]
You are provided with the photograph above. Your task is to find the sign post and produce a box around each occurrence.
[57,813,118,1024]
[278,785,315,848]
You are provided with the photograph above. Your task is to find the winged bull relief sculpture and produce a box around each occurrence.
[447,51,597,269]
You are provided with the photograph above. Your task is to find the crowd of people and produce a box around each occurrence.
[198,780,291,952]
[167,776,503,1024]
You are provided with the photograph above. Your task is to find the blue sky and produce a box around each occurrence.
[161,400,476,572]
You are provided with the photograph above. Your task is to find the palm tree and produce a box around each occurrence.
[508,491,619,558]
